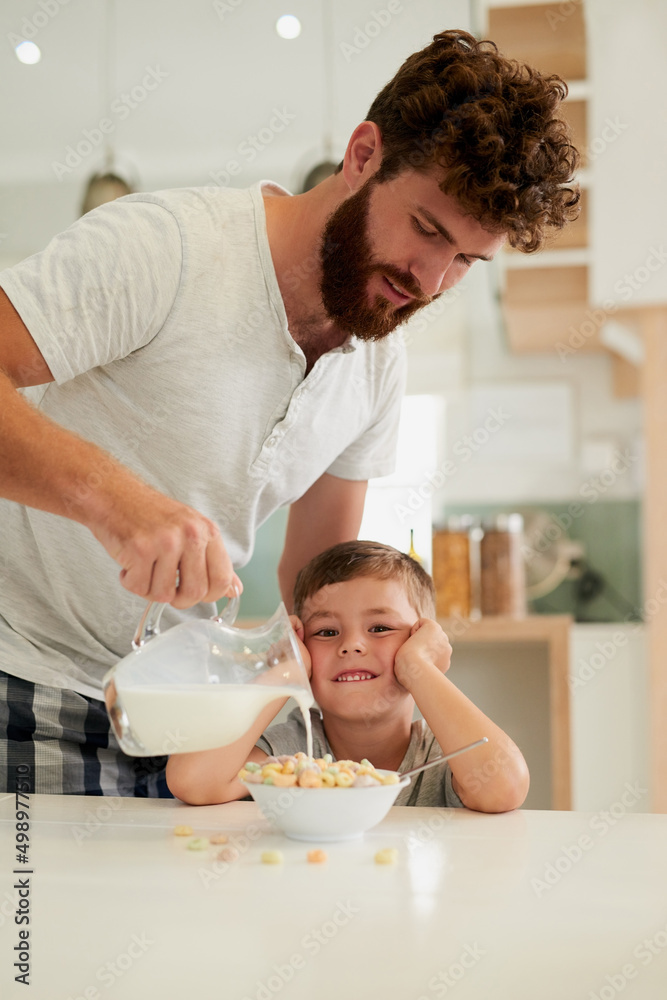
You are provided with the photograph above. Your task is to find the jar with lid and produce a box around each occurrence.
[480,513,527,617]
[432,516,481,620]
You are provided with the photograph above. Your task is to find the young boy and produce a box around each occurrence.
[166,541,530,811]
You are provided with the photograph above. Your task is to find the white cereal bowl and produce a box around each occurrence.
[242,771,411,842]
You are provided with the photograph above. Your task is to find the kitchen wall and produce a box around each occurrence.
[0,0,471,264]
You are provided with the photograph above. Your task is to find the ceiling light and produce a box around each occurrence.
[276,14,301,40]
[15,40,41,65]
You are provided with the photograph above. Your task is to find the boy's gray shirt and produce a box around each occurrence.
[256,707,465,808]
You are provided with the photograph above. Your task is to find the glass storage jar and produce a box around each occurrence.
[432,516,480,619]
[480,513,527,617]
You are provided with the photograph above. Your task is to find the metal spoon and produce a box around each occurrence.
[398,737,488,781]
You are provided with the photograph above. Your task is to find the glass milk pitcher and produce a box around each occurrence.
[103,595,313,757]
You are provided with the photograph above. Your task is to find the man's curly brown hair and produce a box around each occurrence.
[365,29,580,253]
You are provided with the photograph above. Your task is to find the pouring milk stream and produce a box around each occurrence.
[103,596,315,760]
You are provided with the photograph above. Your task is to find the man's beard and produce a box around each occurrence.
[318,176,430,342]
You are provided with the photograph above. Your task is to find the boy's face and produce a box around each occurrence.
[300,575,419,724]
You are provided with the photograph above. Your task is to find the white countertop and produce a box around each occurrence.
[1,795,666,999]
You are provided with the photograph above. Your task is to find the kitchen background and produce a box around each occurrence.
[1,0,664,810]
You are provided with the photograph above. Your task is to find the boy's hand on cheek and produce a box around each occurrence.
[393,619,452,691]
[289,615,312,679]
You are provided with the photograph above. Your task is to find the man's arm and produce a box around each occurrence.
[394,620,530,812]
[277,472,368,609]
[0,289,239,608]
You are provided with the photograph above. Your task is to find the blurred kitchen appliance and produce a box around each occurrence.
[521,511,585,600]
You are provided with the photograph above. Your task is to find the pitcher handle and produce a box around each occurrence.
[131,586,241,650]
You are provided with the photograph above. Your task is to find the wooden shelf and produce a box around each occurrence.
[488,3,587,79]
[502,264,599,354]
[484,2,595,366]
[561,100,588,168]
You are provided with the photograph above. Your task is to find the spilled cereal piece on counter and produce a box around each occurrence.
[173,825,193,837]
[217,847,239,863]
[186,837,210,851]
[209,833,229,845]
[261,850,284,865]
[307,849,328,864]
[375,848,399,865]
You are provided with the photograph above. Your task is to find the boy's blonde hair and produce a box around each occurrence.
[293,540,436,619]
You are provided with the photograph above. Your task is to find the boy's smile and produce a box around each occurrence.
[334,669,377,682]
[301,575,419,721]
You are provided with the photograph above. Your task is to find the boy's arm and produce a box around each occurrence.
[166,616,311,805]
[165,703,279,805]
[394,620,530,813]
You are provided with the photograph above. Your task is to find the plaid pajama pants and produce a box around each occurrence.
[0,669,172,797]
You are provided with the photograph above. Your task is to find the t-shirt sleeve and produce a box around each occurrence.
[255,732,280,756]
[256,708,329,759]
[0,197,183,385]
[255,712,304,757]
[443,765,465,808]
[326,336,407,481]
[395,720,467,808]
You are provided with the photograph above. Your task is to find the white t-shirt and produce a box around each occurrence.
[0,182,406,698]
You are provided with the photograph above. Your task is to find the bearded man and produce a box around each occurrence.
[0,30,578,795]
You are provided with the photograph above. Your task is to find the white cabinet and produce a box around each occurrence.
[570,623,649,811]
[587,0,667,307]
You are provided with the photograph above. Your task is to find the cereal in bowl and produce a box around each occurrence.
[239,753,400,789]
